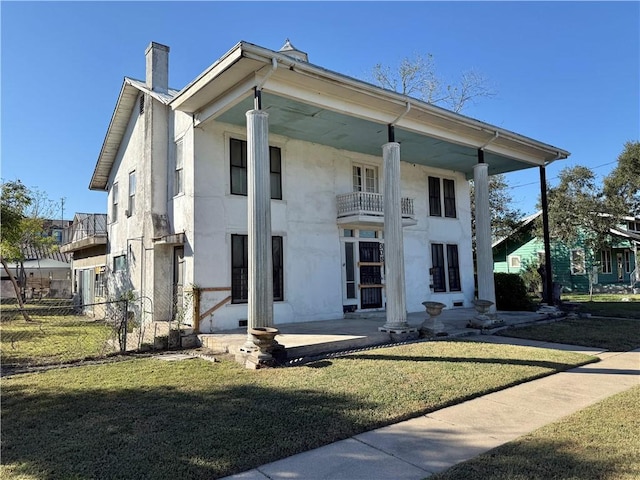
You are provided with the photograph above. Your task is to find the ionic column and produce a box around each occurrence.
[246,108,273,340]
[381,141,409,331]
[473,157,496,312]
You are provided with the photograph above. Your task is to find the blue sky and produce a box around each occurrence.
[2,1,638,220]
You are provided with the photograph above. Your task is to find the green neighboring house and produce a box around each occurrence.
[493,212,640,294]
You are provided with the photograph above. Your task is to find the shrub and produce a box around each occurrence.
[494,273,533,311]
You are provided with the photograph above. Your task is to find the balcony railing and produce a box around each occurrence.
[61,214,108,252]
[336,192,415,220]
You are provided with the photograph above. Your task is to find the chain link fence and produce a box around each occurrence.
[1,289,195,371]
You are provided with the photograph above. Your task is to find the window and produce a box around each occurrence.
[230,138,282,199]
[174,139,184,196]
[509,255,522,269]
[113,255,126,272]
[624,250,631,273]
[128,171,136,216]
[570,248,585,275]
[627,220,640,232]
[111,183,118,222]
[429,176,456,218]
[431,243,461,292]
[353,164,378,193]
[601,250,612,274]
[231,234,284,303]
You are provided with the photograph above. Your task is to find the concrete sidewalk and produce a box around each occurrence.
[221,337,640,480]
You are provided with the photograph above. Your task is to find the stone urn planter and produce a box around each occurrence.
[468,299,495,329]
[249,327,281,361]
[420,301,447,337]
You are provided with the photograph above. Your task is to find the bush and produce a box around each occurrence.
[494,273,533,311]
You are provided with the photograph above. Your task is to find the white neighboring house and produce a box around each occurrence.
[89,40,569,333]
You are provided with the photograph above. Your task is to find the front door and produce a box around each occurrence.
[359,241,383,309]
[616,252,624,282]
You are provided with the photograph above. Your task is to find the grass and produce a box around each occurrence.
[497,316,640,352]
[1,314,117,366]
[1,340,596,480]
[431,385,640,480]
[560,293,640,319]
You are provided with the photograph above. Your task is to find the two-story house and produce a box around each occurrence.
[89,40,569,334]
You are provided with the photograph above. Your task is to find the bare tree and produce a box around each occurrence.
[370,53,496,112]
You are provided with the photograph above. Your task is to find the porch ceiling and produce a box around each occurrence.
[217,92,532,179]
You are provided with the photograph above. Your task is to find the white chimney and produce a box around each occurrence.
[145,42,170,93]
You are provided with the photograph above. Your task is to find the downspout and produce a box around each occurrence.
[479,131,499,151]
[388,102,411,141]
[254,58,278,110]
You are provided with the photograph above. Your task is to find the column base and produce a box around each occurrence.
[379,325,419,342]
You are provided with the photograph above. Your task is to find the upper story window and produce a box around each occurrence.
[230,138,282,199]
[353,164,378,193]
[111,183,119,222]
[627,220,640,232]
[128,171,136,217]
[429,176,456,218]
[113,255,126,272]
[174,139,184,196]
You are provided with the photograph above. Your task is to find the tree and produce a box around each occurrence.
[470,173,523,246]
[603,141,640,217]
[370,53,496,112]
[1,180,57,321]
[540,166,619,297]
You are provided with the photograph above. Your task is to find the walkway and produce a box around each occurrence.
[221,337,640,480]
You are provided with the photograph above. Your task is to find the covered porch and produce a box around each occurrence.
[198,308,556,365]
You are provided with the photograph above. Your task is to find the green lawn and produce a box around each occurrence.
[431,385,640,480]
[1,340,596,480]
[497,316,640,352]
[1,314,118,366]
[561,293,640,319]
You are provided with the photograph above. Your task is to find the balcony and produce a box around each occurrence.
[336,192,417,227]
[60,214,108,253]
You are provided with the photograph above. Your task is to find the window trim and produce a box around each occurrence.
[428,176,457,218]
[509,255,522,269]
[111,182,119,223]
[570,248,586,275]
[352,163,379,193]
[174,138,184,197]
[128,171,136,217]
[229,137,282,199]
[231,234,284,304]
[601,249,612,274]
[431,243,461,292]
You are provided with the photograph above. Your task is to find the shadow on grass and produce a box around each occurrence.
[430,437,632,480]
[1,381,376,479]
[338,354,594,371]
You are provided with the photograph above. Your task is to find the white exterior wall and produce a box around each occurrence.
[191,120,475,332]
[106,93,146,299]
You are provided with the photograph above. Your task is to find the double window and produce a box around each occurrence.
[431,243,461,292]
[230,138,282,199]
[428,176,456,218]
[231,234,284,303]
[352,164,378,193]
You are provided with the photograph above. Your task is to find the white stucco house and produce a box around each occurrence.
[89,39,569,334]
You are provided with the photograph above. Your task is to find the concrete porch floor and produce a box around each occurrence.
[198,308,555,362]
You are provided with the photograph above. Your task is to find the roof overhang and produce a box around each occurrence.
[171,41,570,178]
[90,78,178,191]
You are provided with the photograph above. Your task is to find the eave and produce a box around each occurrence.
[89,78,178,191]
